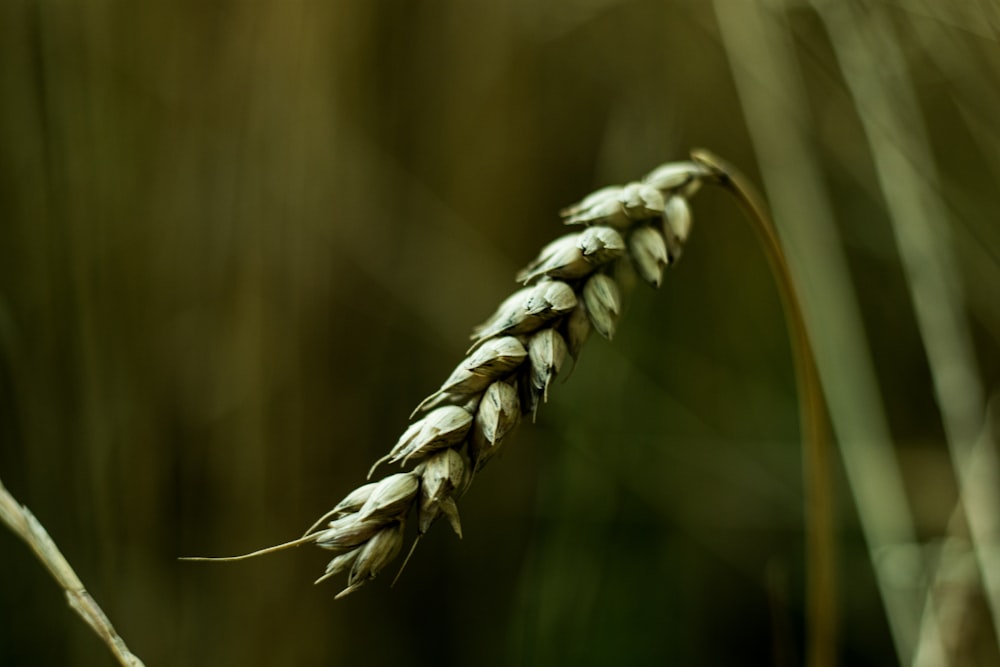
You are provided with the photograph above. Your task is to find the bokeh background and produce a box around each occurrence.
[2,1,999,665]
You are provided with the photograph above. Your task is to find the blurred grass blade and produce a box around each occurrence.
[814,3,1000,660]
[711,1,934,664]
[0,479,145,667]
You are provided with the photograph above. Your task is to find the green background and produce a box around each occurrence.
[1,1,998,665]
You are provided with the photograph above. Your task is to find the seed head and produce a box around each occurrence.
[283,157,704,597]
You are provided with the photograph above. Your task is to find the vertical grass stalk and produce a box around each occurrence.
[711,2,936,662]
[814,4,1000,661]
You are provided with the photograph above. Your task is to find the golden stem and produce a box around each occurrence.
[692,148,835,667]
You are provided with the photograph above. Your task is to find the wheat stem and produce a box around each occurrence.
[692,148,835,667]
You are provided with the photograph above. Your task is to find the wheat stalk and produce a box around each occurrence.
[184,157,710,596]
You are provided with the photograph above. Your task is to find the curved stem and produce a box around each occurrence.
[692,149,835,667]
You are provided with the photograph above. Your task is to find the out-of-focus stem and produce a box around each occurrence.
[0,478,145,667]
[710,2,937,663]
[813,3,1000,663]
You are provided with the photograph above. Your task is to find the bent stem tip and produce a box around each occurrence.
[692,147,836,667]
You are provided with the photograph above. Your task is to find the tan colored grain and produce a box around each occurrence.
[195,159,708,597]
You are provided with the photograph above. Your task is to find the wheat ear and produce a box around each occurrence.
[185,157,715,597]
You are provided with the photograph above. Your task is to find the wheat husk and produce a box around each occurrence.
[204,159,705,596]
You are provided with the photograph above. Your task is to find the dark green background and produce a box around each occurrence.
[1,1,997,665]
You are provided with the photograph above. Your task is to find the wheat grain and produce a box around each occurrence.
[190,157,711,597]
[294,158,712,597]
[580,273,621,341]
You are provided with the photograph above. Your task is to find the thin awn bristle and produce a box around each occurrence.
[391,535,423,589]
[180,534,318,562]
[301,507,341,538]
[189,157,712,596]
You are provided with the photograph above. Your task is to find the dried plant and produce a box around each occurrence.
[0,478,145,667]
[186,153,827,621]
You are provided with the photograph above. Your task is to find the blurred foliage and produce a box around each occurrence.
[1,0,998,665]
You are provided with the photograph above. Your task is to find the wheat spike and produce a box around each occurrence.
[297,158,711,596]
[303,158,711,596]
[190,157,711,597]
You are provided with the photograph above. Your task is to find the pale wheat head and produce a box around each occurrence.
[294,157,711,597]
